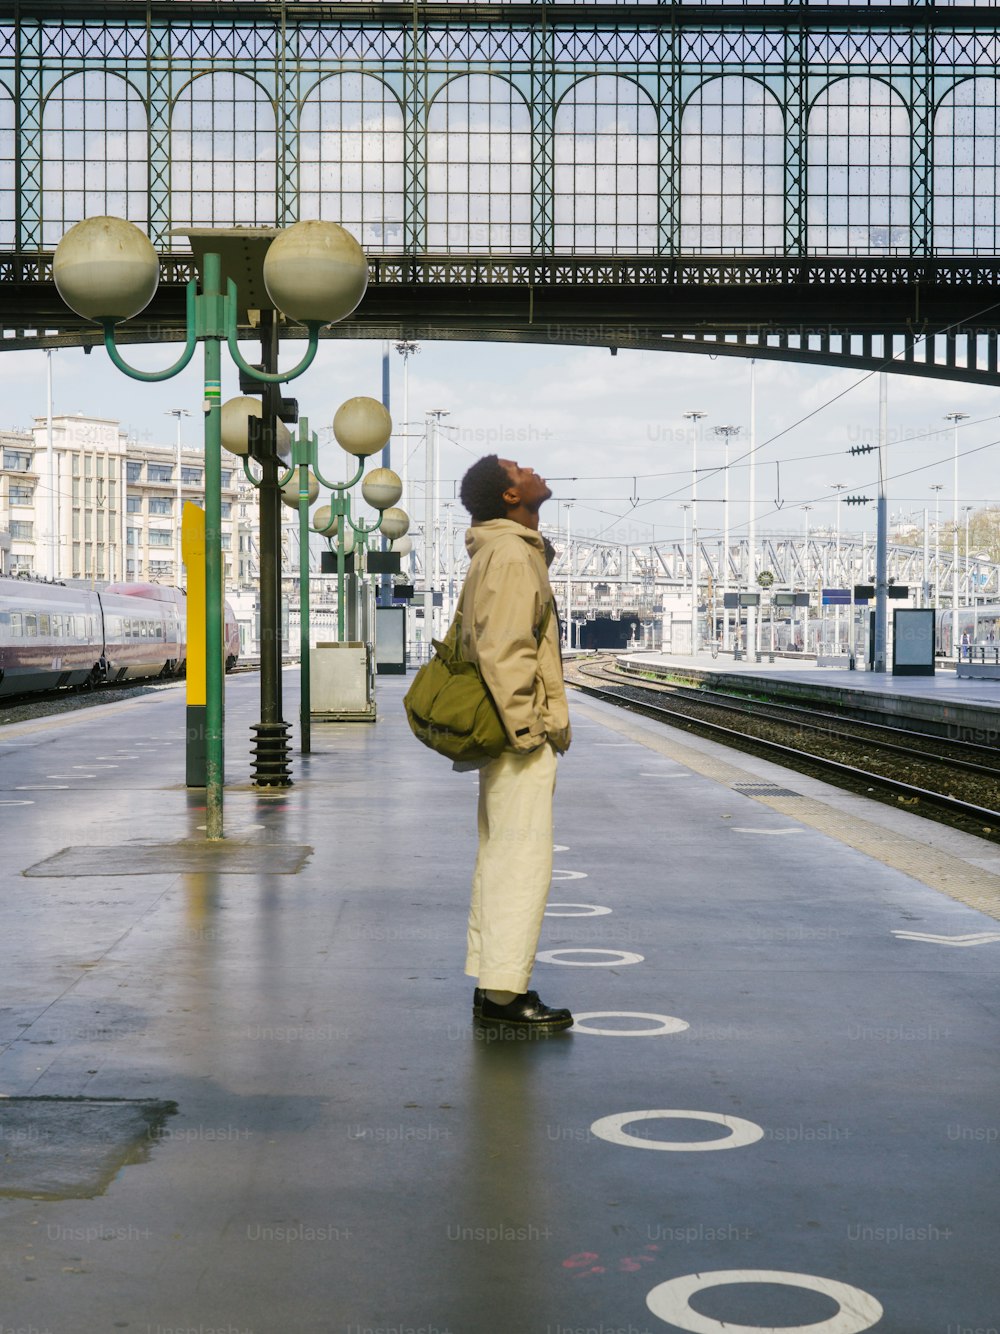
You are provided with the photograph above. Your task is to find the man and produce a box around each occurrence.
[456,454,573,1034]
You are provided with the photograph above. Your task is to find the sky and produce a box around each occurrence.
[3,333,999,553]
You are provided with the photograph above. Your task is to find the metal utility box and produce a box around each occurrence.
[310,642,375,720]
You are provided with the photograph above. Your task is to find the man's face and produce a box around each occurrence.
[499,459,553,511]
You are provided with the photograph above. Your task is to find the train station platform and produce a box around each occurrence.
[619,650,1000,739]
[2,669,999,1334]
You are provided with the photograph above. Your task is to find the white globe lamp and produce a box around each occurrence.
[361,467,403,512]
[221,397,291,458]
[281,470,320,509]
[379,507,410,540]
[54,216,159,323]
[333,397,392,458]
[263,221,368,326]
[312,505,336,535]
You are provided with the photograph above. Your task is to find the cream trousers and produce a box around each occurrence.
[465,742,557,993]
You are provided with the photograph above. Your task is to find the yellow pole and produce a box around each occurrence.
[182,501,207,787]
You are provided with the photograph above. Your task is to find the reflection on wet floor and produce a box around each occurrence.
[0,1097,177,1200]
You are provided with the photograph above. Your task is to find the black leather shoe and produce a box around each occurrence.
[476,990,573,1032]
[472,987,485,1017]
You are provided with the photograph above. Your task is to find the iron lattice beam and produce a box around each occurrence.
[2,0,999,385]
[6,252,1000,385]
[2,4,998,30]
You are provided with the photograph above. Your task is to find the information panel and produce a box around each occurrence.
[892,608,935,676]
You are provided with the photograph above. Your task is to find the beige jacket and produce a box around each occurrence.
[458,519,572,755]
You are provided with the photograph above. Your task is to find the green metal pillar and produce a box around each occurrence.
[201,253,225,840]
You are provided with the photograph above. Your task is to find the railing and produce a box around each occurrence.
[962,645,1000,665]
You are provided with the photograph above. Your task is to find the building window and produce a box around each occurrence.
[221,502,232,519]
[8,555,33,574]
[127,496,142,514]
[2,449,31,471]
[147,464,173,483]
[148,528,172,547]
[9,520,32,539]
[181,467,203,486]
[220,533,231,551]
[9,484,33,504]
[126,527,140,546]
[220,470,232,488]
[149,560,173,577]
[127,461,142,482]
[149,497,172,515]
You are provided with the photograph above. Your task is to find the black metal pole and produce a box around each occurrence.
[250,310,292,785]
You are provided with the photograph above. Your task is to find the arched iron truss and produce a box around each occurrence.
[0,1,999,384]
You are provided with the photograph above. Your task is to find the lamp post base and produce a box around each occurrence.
[250,722,293,787]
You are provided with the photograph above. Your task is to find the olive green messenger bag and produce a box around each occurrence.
[403,600,553,763]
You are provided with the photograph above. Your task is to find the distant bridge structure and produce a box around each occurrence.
[1,2,1000,385]
[400,527,1000,620]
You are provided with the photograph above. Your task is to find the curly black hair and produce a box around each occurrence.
[459,454,513,522]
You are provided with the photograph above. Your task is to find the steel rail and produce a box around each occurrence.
[609,662,1000,775]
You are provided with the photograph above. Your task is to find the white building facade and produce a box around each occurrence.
[0,414,239,587]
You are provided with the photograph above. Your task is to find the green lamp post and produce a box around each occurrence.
[287,401,405,747]
[52,216,368,838]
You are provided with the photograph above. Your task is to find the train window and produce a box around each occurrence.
[25,614,37,636]
[39,614,50,635]
[10,613,21,636]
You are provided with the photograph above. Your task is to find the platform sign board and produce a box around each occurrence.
[822,588,850,605]
[723,593,740,609]
[892,608,935,676]
[374,605,406,675]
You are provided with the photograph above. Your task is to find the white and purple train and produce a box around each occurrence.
[0,577,239,698]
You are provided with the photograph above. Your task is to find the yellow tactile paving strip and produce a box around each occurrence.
[571,694,1000,923]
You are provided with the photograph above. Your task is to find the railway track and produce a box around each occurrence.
[0,677,181,727]
[565,655,1000,842]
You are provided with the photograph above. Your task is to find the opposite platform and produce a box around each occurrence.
[619,649,1000,738]
[1,669,998,1334]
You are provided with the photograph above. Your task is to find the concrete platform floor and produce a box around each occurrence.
[1,670,999,1334]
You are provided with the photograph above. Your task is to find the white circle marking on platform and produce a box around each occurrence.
[573,1012,689,1037]
[551,869,588,881]
[16,785,69,790]
[730,827,803,836]
[639,772,690,778]
[0,800,34,806]
[545,903,612,918]
[590,1110,764,1151]
[553,844,569,852]
[645,1268,884,1333]
[536,948,644,967]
